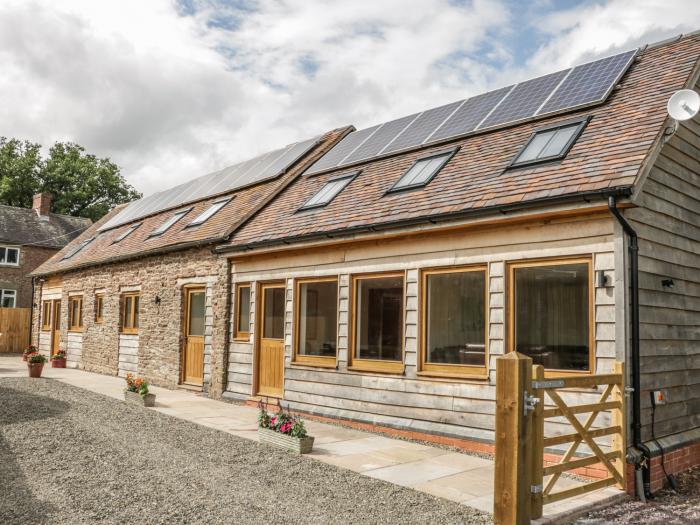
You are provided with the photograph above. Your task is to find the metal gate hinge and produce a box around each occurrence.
[531,484,543,494]
[524,392,540,416]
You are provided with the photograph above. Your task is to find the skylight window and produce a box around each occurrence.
[187,197,232,227]
[298,173,358,211]
[62,236,95,260]
[148,209,190,237]
[387,149,458,193]
[510,118,589,168]
[112,223,141,244]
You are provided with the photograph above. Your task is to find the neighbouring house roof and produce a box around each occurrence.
[219,32,700,253]
[0,205,91,249]
[32,127,352,276]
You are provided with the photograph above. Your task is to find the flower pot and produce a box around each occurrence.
[124,390,156,407]
[22,354,29,362]
[27,363,44,378]
[258,427,315,454]
[51,358,67,368]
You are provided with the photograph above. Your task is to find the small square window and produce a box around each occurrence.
[149,209,190,237]
[0,289,16,308]
[510,118,589,168]
[0,246,20,265]
[187,197,232,227]
[387,149,457,192]
[298,173,358,211]
[112,223,141,244]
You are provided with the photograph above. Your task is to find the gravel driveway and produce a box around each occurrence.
[0,378,489,524]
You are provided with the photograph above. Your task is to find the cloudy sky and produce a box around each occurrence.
[1,0,699,196]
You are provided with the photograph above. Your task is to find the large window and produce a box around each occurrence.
[509,259,592,372]
[294,278,338,366]
[41,301,52,330]
[0,289,16,308]
[121,293,140,334]
[234,284,251,340]
[351,273,404,373]
[421,267,487,376]
[94,294,104,323]
[68,296,83,331]
[0,246,19,266]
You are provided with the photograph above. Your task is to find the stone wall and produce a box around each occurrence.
[1,245,57,307]
[32,246,230,397]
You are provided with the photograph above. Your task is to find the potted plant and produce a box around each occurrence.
[258,401,314,454]
[22,345,37,361]
[50,350,67,368]
[124,373,156,407]
[27,353,47,378]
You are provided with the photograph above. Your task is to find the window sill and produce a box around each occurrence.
[417,370,489,381]
[291,358,337,369]
[120,330,139,335]
[67,329,83,333]
[348,360,405,375]
[233,335,250,342]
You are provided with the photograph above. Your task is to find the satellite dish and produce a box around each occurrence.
[667,89,700,121]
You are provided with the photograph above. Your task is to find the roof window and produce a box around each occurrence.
[387,148,458,193]
[62,236,95,260]
[510,118,589,168]
[187,197,232,227]
[148,209,190,237]
[298,172,358,211]
[112,223,141,244]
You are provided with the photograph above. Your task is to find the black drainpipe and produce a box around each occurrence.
[608,195,651,500]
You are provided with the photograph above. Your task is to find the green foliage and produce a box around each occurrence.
[28,353,47,364]
[258,401,308,438]
[0,137,141,221]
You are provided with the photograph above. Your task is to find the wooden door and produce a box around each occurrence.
[256,284,285,397]
[51,300,61,354]
[182,288,205,386]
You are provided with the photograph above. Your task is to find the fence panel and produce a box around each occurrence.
[0,307,31,353]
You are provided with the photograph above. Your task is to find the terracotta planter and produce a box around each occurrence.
[27,363,44,378]
[51,358,67,368]
[258,427,314,454]
[124,390,156,407]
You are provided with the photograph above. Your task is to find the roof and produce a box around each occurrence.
[0,205,91,249]
[220,33,700,252]
[32,127,351,276]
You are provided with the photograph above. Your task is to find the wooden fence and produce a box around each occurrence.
[494,353,626,525]
[0,307,31,353]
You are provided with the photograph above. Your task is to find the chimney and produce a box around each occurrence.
[33,193,52,216]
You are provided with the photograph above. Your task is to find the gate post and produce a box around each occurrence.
[530,365,545,519]
[494,352,534,525]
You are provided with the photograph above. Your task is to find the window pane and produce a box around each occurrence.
[516,130,556,163]
[540,125,578,158]
[133,296,140,328]
[514,263,590,371]
[301,175,354,209]
[0,248,6,263]
[393,153,450,190]
[426,271,485,366]
[237,286,251,333]
[124,296,133,328]
[6,248,18,264]
[263,287,285,339]
[298,281,337,357]
[188,292,205,336]
[355,276,403,361]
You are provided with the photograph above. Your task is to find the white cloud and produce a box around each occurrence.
[0,0,698,196]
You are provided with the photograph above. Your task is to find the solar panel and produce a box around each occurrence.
[382,101,463,154]
[428,86,513,142]
[478,70,570,130]
[538,50,636,115]
[305,48,637,176]
[99,136,320,231]
[341,113,419,165]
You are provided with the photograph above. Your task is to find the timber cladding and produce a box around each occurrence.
[32,246,230,397]
[226,214,621,443]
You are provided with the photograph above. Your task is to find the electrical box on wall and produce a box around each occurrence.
[651,390,668,406]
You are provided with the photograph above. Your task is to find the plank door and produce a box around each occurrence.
[256,284,285,398]
[51,300,61,354]
[182,288,206,386]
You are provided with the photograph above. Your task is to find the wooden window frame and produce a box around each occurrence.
[349,271,406,375]
[120,292,140,334]
[94,294,104,324]
[506,256,595,377]
[233,283,251,341]
[68,296,83,332]
[292,276,339,368]
[418,265,489,379]
[41,300,52,330]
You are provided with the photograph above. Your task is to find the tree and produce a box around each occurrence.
[0,137,141,222]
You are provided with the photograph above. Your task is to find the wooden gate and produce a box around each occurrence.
[0,307,31,353]
[494,353,626,525]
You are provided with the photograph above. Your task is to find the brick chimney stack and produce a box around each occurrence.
[32,193,52,216]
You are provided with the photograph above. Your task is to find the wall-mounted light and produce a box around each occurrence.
[595,270,609,288]
[154,295,161,305]
[661,279,675,289]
